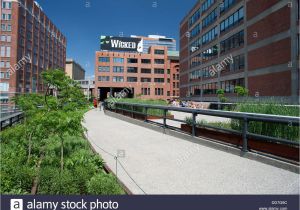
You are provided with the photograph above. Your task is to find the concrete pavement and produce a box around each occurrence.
[83,109,299,194]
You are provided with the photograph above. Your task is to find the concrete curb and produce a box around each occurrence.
[105,110,300,174]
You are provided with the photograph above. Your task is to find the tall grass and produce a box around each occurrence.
[232,101,300,141]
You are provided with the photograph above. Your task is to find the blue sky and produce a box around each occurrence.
[35,0,197,77]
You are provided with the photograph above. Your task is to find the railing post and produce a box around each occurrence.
[9,117,12,127]
[131,105,134,118]
[145,107,148,122]
[192,113,197,137]
[163,109,167,129]
[242,117,248,152]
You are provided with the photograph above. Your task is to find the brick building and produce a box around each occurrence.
[95,35,179,101]
[180,0,299,104]
[65,59,85,80]
[0,0,66,106]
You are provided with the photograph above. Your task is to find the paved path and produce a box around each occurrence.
[83,109,299,194]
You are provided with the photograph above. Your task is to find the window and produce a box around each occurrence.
[98,66,110,72]
[7,24,11,31]
[189,8,201,27]
[154,78,164,83]
[220,30,244,53]
[112,76,124,82]
[202,8,218,28]
[141,59,151,64]
[154,68,164,74]
[98,76,110,81]
[141,88,150,95]
[113,58,124,63]
[0,72,4,78]
[127,67,138,73]
[154,49,165,55]
[220,0,236,14]
[127,58,138,63]
[141,68,151,74]
[1,46,5,57]
[5,61,10,68]
[190,23,201,39]
[201,0,215,13]
[202,26,218,45]
[190,53,202,68]
[220,7,244,33]
[1,24,6,31]
[0,82,9,91]
[202,45,218,62]
[6,35,11,42]
[190,37,201,52]
[99,57,110,62]
[1,35,5,41]
[155,88,164,96]
[141,78,151,83]
[154,59,164,64]
[113,66,124,73]
[127,77,137,82]
[0,61,4,67]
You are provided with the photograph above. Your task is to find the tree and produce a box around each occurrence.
[15,69,87,172]
[216,89,227,103]
[235,86,249,97]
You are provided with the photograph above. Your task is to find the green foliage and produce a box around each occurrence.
[234,86,249,97]
[1,69,124,195]
[232,101,299,141]
[87,173,125,195]
[216,89,227,103]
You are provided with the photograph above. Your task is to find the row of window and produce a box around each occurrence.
[0,35,11,42]
[0,71,10,79]
[220,30,244,54]
[1,23,12,31]
[98,66,171,74]
[222,54,245,73]
[1,13,12,20]
[189,8,201,27]
[202,26,218,45]
[201,0,216,13]
[202,8,218,28]
[98,76,167,83]
[220,0,236,14]
[0,61,10,68]
[189,78,244,95]
[220,7,244,33]
[190,63,217,80]
[190,23,201,39]
[2,1,12,9]
[98,57,165,64]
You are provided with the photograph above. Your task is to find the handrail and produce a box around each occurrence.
[113,102,300,125]
[0,112,24,131]
[104,101,300,154]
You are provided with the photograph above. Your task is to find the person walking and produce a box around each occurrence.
[93,98,98,109]
[99,101,102,111]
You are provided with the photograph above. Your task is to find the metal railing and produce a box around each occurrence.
[104,102,300,152]
[0,112,24,131]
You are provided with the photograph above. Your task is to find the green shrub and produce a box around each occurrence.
[87,173,125,195]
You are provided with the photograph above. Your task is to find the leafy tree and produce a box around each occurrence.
[234,86,249,97]
[216,89,227,103]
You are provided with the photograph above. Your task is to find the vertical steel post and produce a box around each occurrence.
[163,109,167,128]
[145,107,148,122]
[192,113,197,136]
[242,117,248,152]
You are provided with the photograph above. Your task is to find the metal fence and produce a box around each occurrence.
[104,102,300,153]
[0,112,24,131]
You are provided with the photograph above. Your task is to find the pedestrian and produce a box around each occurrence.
[99,101,102,111]
[93,98,98,109]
